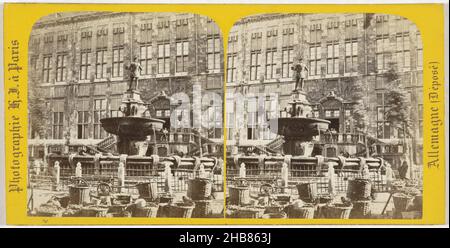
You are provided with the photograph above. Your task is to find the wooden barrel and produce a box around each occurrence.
[136,181,158,201]
[228,186,250,206]
[69,185,91,205]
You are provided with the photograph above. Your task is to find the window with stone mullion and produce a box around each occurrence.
[56,54,67,82]
[140,44,152,75]
[112,47,124,77]
[265,48,277,80]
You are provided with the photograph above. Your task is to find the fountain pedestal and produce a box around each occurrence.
[269,90,330,156]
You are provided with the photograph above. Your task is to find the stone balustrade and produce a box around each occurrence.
[43,154,223,193]
[226,155,387,194]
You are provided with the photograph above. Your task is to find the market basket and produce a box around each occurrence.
[399,187,422,197]
[192,199,213,218]
[296,181,318,203]
[108,204,128,214]
[261,212,287,219]
[106,212,129,218]
[392,193,414,212]
[35,204,64,217]
[405,179,419,187]
[156,203,170,217]
[285,204,315,219]
[265,201,290,214]
[313,195,333,219]
[323,203,353,219]
[54,195,71,208]
[136,181,158,201]
[167,202,196,218]
[80,206,109,217]
[350,200,372,219]
[62,207,82,217]
[188,178,212,200]
[233,207,265,219]
[133,202,159,217]
[159,194,174,203]
[391,180,406,190]
[347,178,372,201]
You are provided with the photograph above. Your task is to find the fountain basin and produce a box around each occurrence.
[269,117,330,137]
[100,117,165,140]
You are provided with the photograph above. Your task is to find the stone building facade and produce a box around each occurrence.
[226,13,423,167]
[28,12,224,158]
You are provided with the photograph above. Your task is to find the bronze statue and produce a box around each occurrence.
[127,56,142,91]
[291,58,308,91]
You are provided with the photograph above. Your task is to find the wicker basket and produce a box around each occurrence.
[156,203,170,217]
[400,187,422,197]
[391,180,406,190]
[234,207,265,218]
[350,200,372,219]
[192,200,213,218]
[265,201,290,214]
[80,206,109,217]
[393,193,414,212]
[286,204,315,219]
[188,178,212,200]
[347,178,372,201]
[133,203,159,217]
[296,182,318,203]
[35,204,63,217]
[311,195,333,218]
[262,212,287,219]
[167,202,196,218]
[228,185,250,206]
[61,208,81,217]
[108,204,128,214]
[136,181,158,201]
[324,203,353,219]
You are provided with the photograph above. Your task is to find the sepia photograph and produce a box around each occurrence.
[225,13,424,219]
[27,12,225,218]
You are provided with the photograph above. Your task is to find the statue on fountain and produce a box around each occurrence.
[127,56,142,91]
[291,58,308,92]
